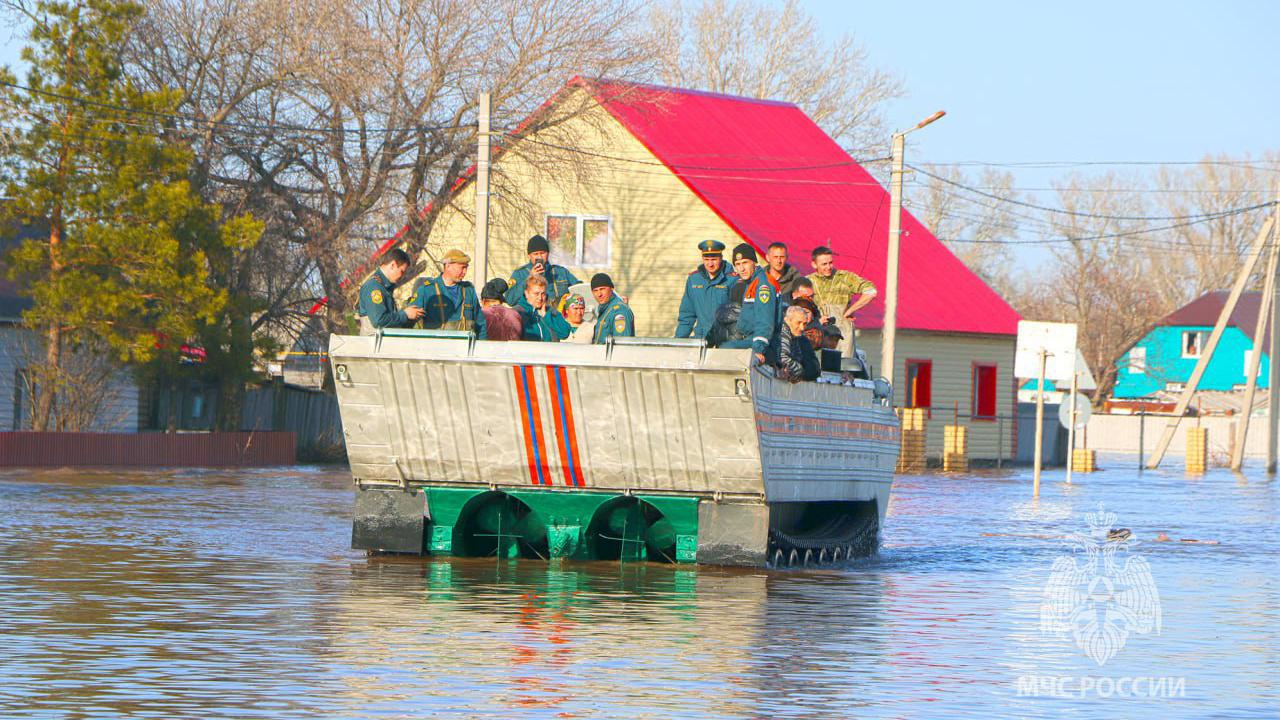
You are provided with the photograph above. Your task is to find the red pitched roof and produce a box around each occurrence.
[1162,291,1269,345]
[587,79,1019,335]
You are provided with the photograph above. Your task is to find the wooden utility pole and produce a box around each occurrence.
[1147,215,1276,469]
[883,131,906,392]
[1065,369,1079,484]
[883,110,944,394]
[1269,187,1280,473]
[1231,233,1279,470]
[473,92,492,286]
[1033,349,1048,498]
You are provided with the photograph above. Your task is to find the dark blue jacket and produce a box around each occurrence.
[593,294,635,344]
[675,264,737,339]
[736,267,781,354]
[504,263,581,306]
[409,276,487,339]
[357,269,412,329]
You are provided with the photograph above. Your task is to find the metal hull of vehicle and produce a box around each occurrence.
[330,332,899,566]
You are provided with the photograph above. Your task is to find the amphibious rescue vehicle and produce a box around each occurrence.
[330,331,900,567]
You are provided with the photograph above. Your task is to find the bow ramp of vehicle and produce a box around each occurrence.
[331,331,900,567]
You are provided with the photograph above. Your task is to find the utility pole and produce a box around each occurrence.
[883,110,944,392]
[1147,214,1275,469]
[1033,350,1048,498]
[1231,231,1278,471]
[474,92,492,286]
[1269,185,1280,472]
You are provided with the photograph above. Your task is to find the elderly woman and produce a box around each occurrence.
[516,274,571,342]
[561,293,596,344]
[768,304,821,382]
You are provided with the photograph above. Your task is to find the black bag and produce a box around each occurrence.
[705,301,745,347]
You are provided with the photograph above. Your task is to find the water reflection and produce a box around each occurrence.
[0,465,1276,718]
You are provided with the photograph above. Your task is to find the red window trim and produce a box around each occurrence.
[904,358,933,415]
[971,362,999,421]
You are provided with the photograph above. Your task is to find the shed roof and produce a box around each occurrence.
[585,79,1020,335]
[1161,290,1269,344]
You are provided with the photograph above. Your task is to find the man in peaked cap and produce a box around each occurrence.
[504,233,582,307]
[590,272,635,344]
[408,248,487,338]
[675,239,737,340]
[721,242,780,362]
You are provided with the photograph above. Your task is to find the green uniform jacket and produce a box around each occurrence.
[515,296,572,342]
[675,264,737,338]
[357,269,412,329]
[409,276,487,339]
[504,262,582,306]
[593,294,635,344]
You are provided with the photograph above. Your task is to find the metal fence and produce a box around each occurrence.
[241,382,343,461]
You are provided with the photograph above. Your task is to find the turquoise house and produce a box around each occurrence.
[1114,291,1271,398]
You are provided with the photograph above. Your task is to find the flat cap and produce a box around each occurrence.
[441,248,470,265]
[698,239,726,256]
[590,272,614,289]
[732,243,758,263]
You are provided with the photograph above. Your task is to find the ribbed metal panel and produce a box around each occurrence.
[0,431,296,467]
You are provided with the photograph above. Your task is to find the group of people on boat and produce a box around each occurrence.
[357,233,877,382]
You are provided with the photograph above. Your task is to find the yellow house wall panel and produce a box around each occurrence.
[861,330,1017,462]
[403,94,744,337]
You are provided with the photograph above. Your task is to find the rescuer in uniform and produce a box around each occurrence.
[357,248,424,334]
[674,239,737,339]
[590,272,635,344]
[408,248,486,338]
[721,243,780,363]
[504,234,582,307]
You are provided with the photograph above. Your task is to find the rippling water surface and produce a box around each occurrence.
[0,461,1275,719]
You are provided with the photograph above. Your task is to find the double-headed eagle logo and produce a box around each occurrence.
[1040,504,1162,666]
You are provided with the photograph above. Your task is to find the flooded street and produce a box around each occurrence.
[0,462,1275,719]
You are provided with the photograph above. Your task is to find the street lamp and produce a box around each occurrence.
[882,110,945,398]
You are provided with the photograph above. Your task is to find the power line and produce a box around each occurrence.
[909,163,1276,222]
[0,80,471,136]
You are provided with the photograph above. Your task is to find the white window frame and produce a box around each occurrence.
[1128,346,1147,374]
[1181,331,1203,359]
[544,213,612,269]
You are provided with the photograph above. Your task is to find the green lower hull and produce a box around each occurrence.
[423,487,701,563]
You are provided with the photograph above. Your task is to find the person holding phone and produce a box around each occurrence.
[504,234,582,307]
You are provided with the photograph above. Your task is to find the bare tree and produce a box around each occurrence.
[128,0,654,341]
[649,0,903,156]
[914,166,1022,296]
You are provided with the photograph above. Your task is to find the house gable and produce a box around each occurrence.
[405,90,743,336]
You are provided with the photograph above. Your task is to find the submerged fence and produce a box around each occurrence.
[0,431,295,467]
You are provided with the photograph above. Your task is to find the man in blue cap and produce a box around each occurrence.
[590,273,635,343]
[675,239,737,339]
[504,234,581,307]
[721,243,780,363]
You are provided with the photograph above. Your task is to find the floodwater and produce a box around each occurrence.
[0,462,1275,719]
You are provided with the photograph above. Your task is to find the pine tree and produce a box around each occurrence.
[0,0,259,431]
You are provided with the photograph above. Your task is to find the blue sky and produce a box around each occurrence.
[809,0,1278,171]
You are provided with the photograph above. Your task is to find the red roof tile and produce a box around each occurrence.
[587,79,1020,335]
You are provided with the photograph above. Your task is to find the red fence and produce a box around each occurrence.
[0,431,297,467]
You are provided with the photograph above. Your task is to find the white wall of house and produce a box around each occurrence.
[0,324,141,432]
[861,329,1018,461]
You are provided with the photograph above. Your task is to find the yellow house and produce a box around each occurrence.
[399,78,1022,462]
